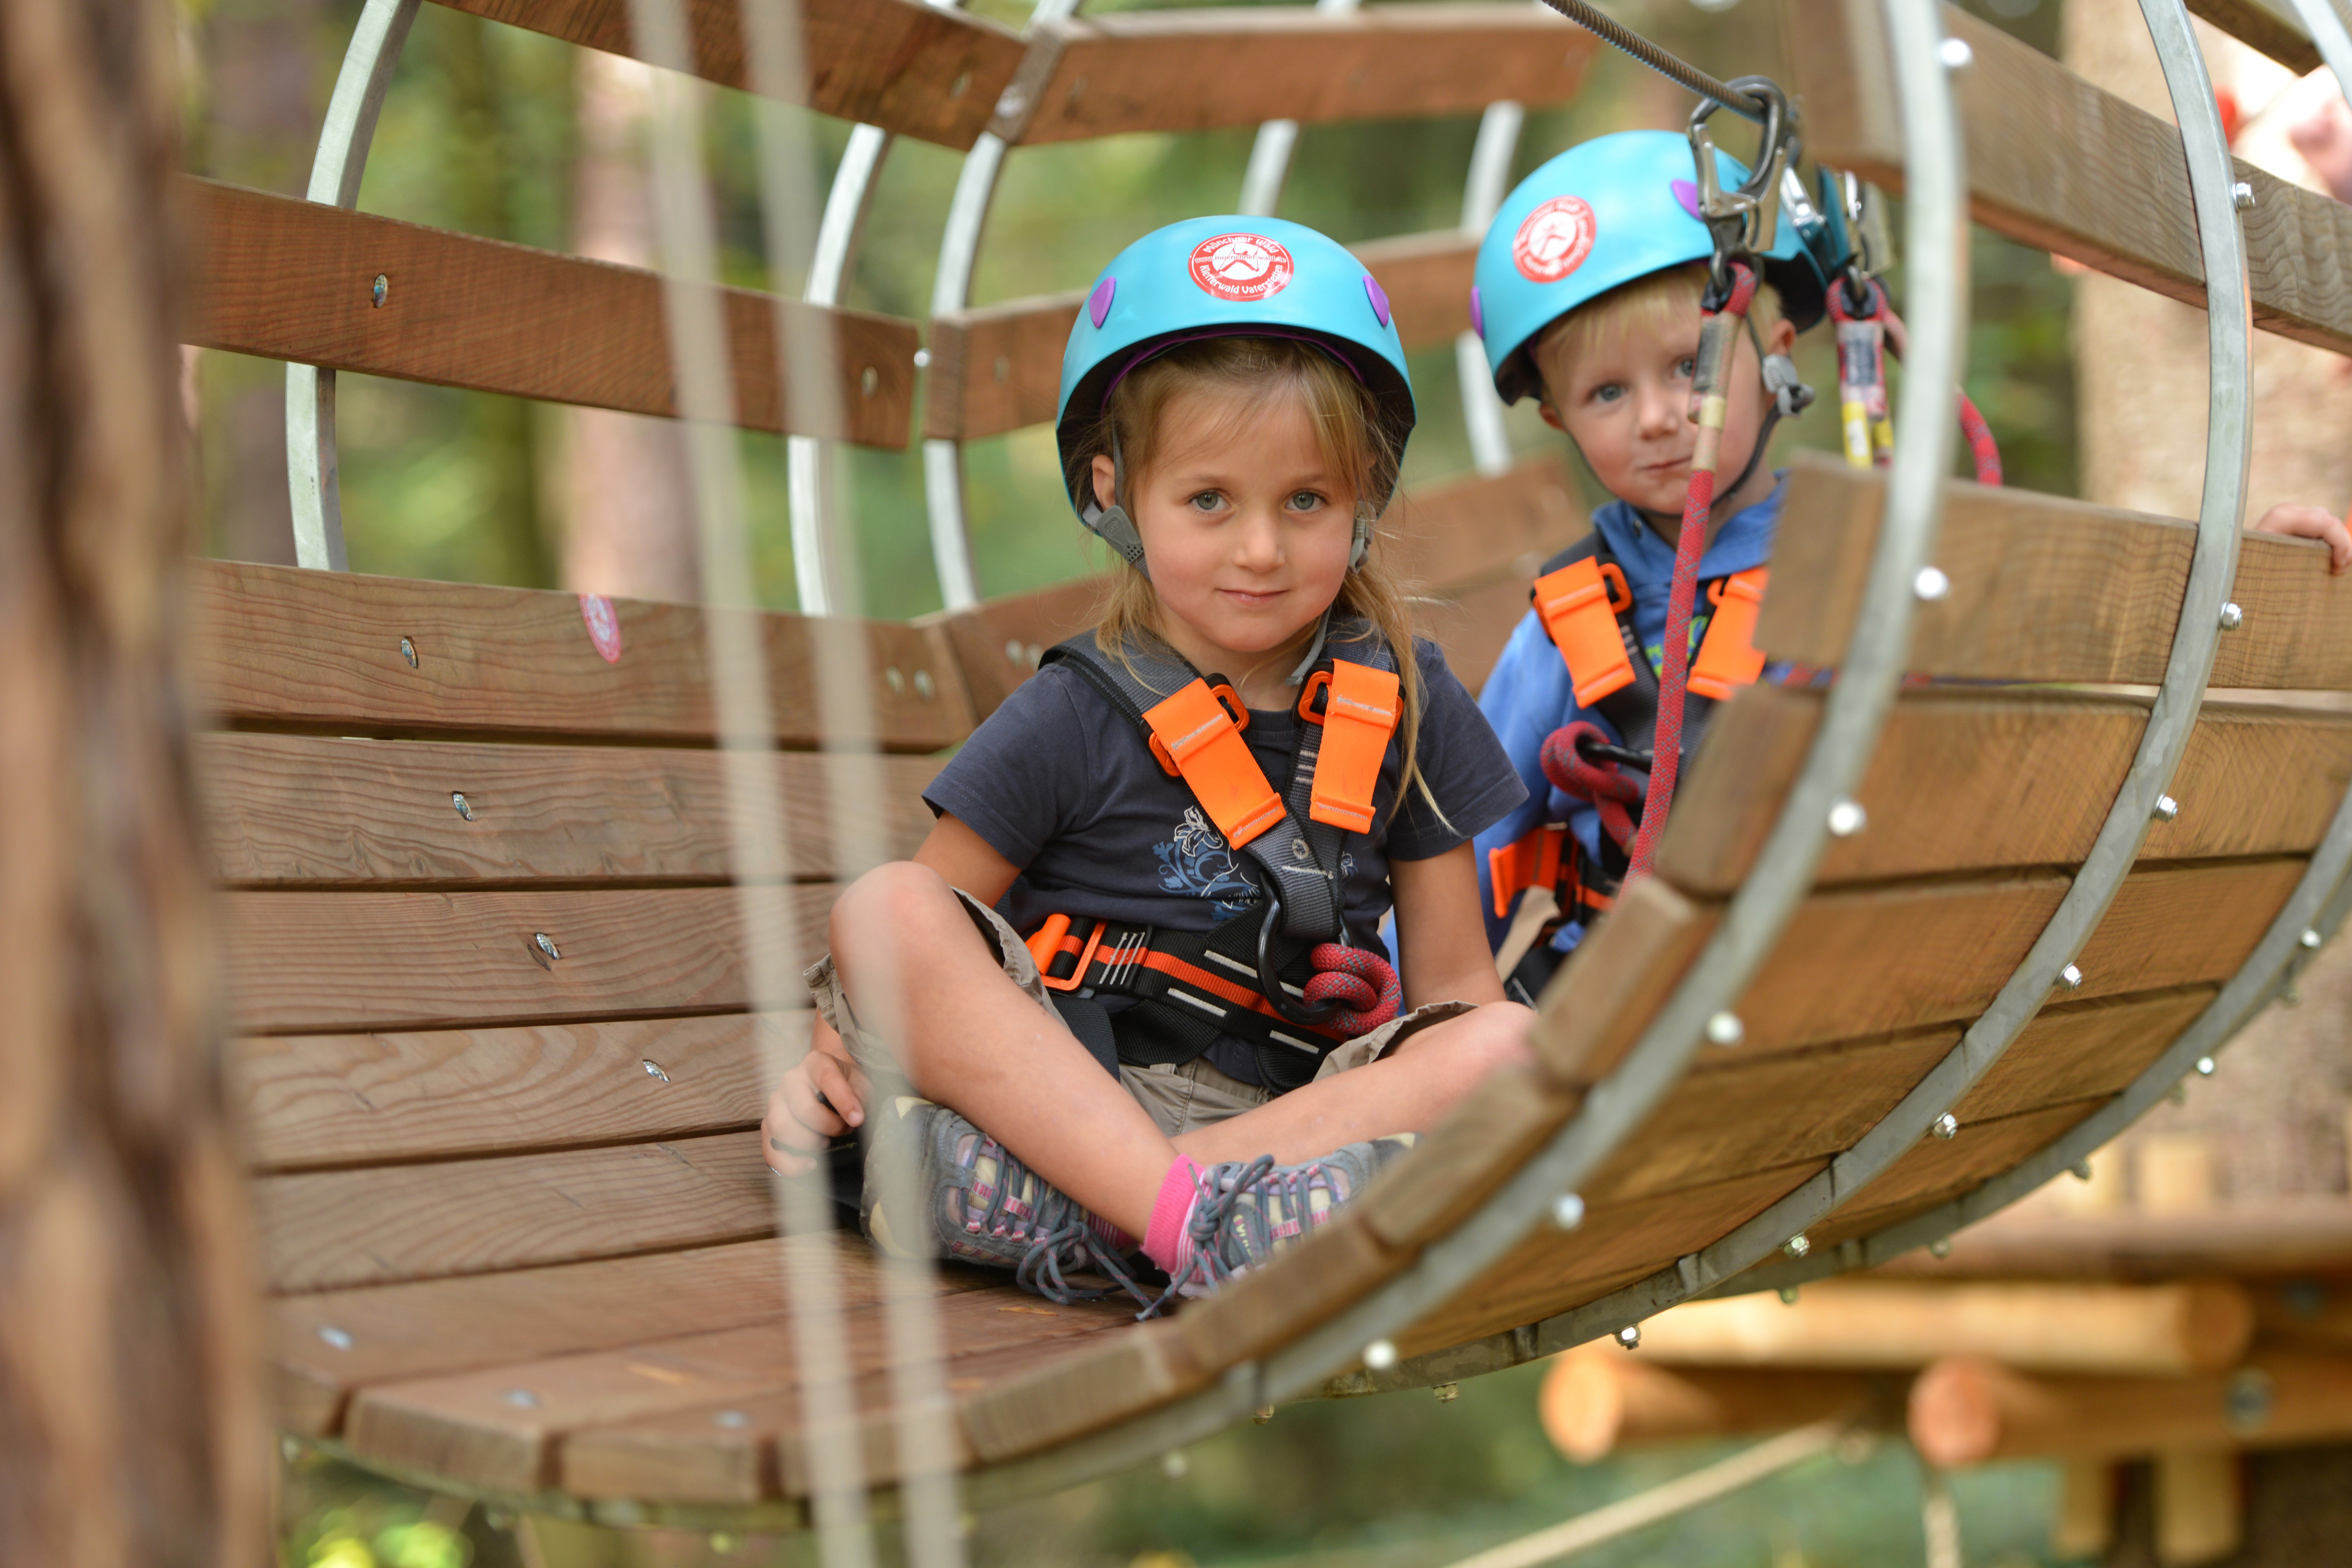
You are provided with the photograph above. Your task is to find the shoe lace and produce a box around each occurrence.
[956,1131,1151,1309]
[1137,1154,1277,1320]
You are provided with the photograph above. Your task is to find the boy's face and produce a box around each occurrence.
[1534,307,1797,533]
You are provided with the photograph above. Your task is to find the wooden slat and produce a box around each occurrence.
[1758,455,2352,688]
[1416,574,1544,695]
[234,1012,798,1171]
[1663,687,2352,895]
[255,1129,775,1293]
[192,559,973,751]
[223,886,829,1035]
[919,573,1109,722]
[184,179,918,448]
[1354,228,1480,353]
[2185,0,2324,74]
[431,0,1027,151]
[201,734,938,889]
[1793,1,2352,358]
[1951,986,2211,1124]
[1806,1100,2107,1252]
[346,1287,1131,1494]
[268,1235,964,1435]
[1536,875,1714,1085]
[1874,1197,2352,1280]
[1385,457,1582,593]
[993,6,1598,145]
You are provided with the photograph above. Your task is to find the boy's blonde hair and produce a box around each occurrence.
[1072,335,1439,827]
[1530,261,1781,408]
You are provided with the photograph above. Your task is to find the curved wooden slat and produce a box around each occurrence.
[2185,0,2324,74]
[193,560,972,751]
[184,179,920,447]
[991,5,1598,145]
[430,0,1027,151]
[1795,2,2352,358]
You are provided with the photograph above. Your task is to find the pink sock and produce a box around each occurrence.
[1142,1156,1206,1275]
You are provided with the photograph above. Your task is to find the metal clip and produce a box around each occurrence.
[1689,76,1795,275]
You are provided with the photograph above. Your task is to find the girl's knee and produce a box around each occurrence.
[1451,1000,1536,1074]
[829,860,957,951]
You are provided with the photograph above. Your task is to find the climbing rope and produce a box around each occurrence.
[1304,943,1404,1036]
[1540,721,1643,853]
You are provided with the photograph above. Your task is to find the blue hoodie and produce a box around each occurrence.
[1473,475,1788,951]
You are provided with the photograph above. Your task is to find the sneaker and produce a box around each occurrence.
[1148,1135,1417,1313]
[861,1096,1148,1308]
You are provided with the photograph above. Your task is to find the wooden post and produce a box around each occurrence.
[0,0,260,1564]
[2055,1458,2117,1560]
[1537,1345,1886,1461]
[1908,1353,2352,1466]
[2152,1450,2242,1566]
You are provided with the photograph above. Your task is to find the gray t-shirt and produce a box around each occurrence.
[924,635,1525,1081]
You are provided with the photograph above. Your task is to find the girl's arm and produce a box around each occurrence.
[1390,842,1509,1009]
[764,814,1023,1174]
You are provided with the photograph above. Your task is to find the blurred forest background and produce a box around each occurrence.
[181,0,2083,1562]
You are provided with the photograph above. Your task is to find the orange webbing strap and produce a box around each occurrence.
[1488,823,1567,920]
[1023,912,1106,993]
[1532,557,1636,707]
[1141,678,1287,849]
[1306,659,1401,833]
[1687,567,1769,701]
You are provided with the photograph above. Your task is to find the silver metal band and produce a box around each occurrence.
[1459,99,1524,477]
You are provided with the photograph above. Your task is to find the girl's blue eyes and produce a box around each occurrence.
[1184,491,1327,513]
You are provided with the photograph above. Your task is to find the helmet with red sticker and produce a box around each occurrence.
[1473,130,1834,406]
[1055,216,1416,572]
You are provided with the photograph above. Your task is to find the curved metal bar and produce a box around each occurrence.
[2284,0,2352,113]
[1208,0,1965,1407]
[285,0,421,571]
[919,0,1085,612]
[1236,0,1363,216]
[1457,99,1524,477]
[1528,0,2257,1353]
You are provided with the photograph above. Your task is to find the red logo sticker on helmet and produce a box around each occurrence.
[1512,195,1597,284]
[1188,233,1295,302]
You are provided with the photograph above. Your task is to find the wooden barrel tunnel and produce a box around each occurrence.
[192,0,2352,1530]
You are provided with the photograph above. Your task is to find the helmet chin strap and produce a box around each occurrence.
[1078,432,1151,579]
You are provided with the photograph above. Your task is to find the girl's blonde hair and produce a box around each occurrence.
[1531,261,1781,406]
[1072,335,1440,827]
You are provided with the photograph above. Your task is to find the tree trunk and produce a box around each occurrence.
[0,2,261,1565]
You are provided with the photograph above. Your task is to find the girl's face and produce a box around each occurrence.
[1535,309,1795,537]
[1092,383,1357,694]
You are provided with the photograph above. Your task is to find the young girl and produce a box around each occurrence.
[763,216,1532,1310]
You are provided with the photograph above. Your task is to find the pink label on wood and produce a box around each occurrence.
[579,594,622,663]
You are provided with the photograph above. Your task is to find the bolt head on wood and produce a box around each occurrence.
[1783,1232,1811,1259]
[399,636,418,668]
[2071,1159,2094,1182]
[1938,37,1974,69]
[2301,928,2324,950]
[1779,1286,1801,1305]
[2219,601,2244,630]
[1826,799,1867,838]
[2232,181,2256,211]
[1362,1339,1398,1372]
[1704,1010,1744,1047]
[372,273,387,307]
[1616,1324,1641,1350]
[317,1325,353,1350]
[534,932,560,961]
[1434,1382,1459,1403]
[1931,1112,1959,1140]
[1552,1191,1586,1231]
[641,1059,669,1082]
[2059,963,2083,990]
[1930,1238,1952,1259]
[1251,1405,1274,1425]
[713,1410,748,1429]
[451,791,474,821]
[503,1389,539,1409]
[1913,565,1951,602]
[2196,1055,2216,1077]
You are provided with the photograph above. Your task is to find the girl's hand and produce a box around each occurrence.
[2253,502,2352,574]
[762,1019,870,1176]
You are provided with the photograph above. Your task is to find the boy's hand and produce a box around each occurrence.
[762,1021,869,1176]
[2253,502,2352,574]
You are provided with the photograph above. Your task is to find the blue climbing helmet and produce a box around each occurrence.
[1055,215,1417,574]
[1473,129,1837,406]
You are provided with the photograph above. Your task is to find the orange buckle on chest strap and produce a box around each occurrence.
[1023,913,1106,993]
[1687,567,1770,701]
[1142,678,1286,849]
[1299,659,1401,833]
[1533,557,1636,707]
[1488,823,1567,920]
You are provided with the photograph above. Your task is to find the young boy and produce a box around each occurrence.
[1469,131,2352,1004]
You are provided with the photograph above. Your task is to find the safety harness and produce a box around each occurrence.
[1025,625,1405,1093]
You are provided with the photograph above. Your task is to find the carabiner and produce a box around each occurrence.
[1254,891,1342,1029]
[1688,75,1795,289]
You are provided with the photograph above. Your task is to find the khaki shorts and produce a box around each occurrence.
[805,887,1472,1138]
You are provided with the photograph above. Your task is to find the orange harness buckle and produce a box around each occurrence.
[1302,659,1401,834]
[1142,678,1286,849]
[1487,823,1567,920]
[1688,567,1770,701]
[1024,913,1108,993]
[1533,557,1637,707]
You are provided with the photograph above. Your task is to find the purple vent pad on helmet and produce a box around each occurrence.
[1088,276,1117,328]
[1363,274,1391,329]
[1469,285,1483,338]
[1672,179,1703,222]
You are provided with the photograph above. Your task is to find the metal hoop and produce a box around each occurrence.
[1458,100,1524,478]
[285,0,421,571]
[2285,0,2352,113]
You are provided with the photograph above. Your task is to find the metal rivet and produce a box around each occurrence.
[1931,1112,1959,1140]
[713,1410,748,1429]
[2219,601,2244,630]
[399,636,418,668]
[2196,1055,2216,1077]
[949,71,971,99]
[1783,1233,1811,1259]
[913,348,932,370]
[859,366,879,397]
[884,666,906,695]
[2059,963,2084,990]
[504,1389,540,1409]
[2153,794,2180,823]
[1362,1339,1398,1371]
[535,932,561,961]
[2232,181,2256,211]
[1252,1404,1275,1424]
[1005,640,1024,665]
[1551,1192,1586,1231]
[641,1059,670,1083]
[1160,1450,1189,1480]
[1434,1382,1459,1403]
[1616,1325,1641,1350]
[1704,1011,1744,1047]
[372,273,388,307]
[1779,1286,1801,1305]
[2071,1159,2094,1182]
[1930,1238,1952,1259]
[2301,928,2324,950]
[318,1325,354,1350]
[451,791,474,821]
[1913,565,1951,602]
[1027,643,1044,666]
[1826,799,1867,838]
[913,670,936,701]
[994,84,1028,121]
[1938,37,1974,69]
[2226,1367,2275,1433]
